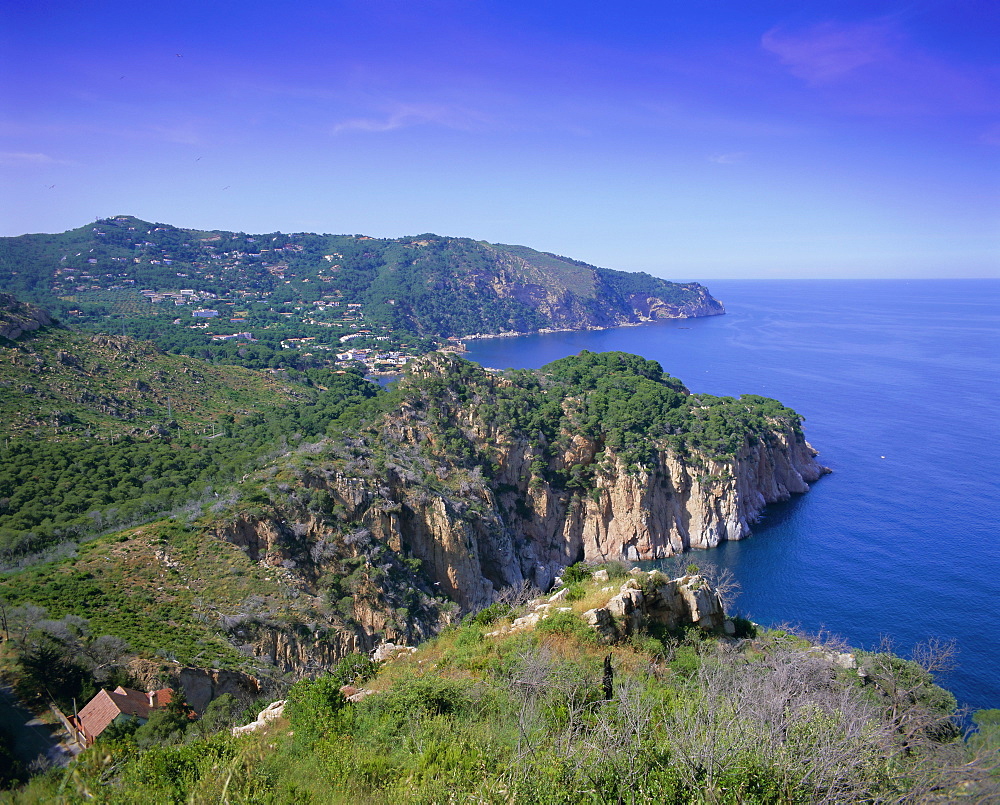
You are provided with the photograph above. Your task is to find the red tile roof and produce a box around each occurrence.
[72,686,173,744]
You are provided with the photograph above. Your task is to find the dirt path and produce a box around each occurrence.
[0,685,72,769]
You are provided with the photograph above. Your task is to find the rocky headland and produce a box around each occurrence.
[205,351,827,673]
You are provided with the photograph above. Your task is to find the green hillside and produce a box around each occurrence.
[5,567,997,803]
[0,216,723,345]
[0,344,996,800]
[0,326,308,442]
[0,305,385,564]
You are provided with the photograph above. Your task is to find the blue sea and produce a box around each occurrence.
[464,279,1000,712]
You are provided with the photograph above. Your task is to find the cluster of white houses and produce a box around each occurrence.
[140,288,217,306]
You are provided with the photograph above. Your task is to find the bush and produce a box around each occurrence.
[363,675,475,728]
[560,562,591,586]
[640,571,670,596]
[191,693,244,737]
[469,602,514,626]
[971,709,1000,752]
[631,633,669,660]
[285,674,348,745]
[134,696,193,748]
[331,652,378,687]
[594,560,629,580]
[536,611,595,643]
[670,644,701,678]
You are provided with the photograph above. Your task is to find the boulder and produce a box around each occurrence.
[605,589,644,635]
[583,607,619,643]
[677,575,725,630]
[372,642,417,662]
[232,700,285,736]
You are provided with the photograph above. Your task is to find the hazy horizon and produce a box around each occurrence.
[2,1,997,280]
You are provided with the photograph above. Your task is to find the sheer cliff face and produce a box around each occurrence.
[217,355,827,625]
[524,426,823,569]
[479,249,725,332]
[401,409,825,605]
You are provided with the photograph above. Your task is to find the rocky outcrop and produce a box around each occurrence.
[210,507,455,676]
[623,285,725,322]
[486,571,729,643]
[127,660,260,715]
[469,412,827,591]
[371,642,418,662]
[232,700,285,736]
[584,573,728,643]
[460,250,725,336]
[247,626,371,677]
[0,293,54,341]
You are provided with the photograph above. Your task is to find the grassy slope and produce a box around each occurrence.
[0,326,308,442]
[6,569,993,804]
[493,244,598,297]
[0,516,310,671]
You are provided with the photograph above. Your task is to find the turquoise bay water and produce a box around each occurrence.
[464,279,1000,711]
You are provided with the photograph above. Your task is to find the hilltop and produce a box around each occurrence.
[0,216,723,344]
[0,295,311,443]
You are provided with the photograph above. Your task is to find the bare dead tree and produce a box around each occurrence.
[495,579,542,613]
[699,564,742,614]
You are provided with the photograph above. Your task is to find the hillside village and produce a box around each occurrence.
[29,217,447,375]
[2,216,726,366]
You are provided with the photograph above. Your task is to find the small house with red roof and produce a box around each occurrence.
[69,686,173,746]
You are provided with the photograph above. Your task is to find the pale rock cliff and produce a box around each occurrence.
[208,354,825,672]
[583,572,728,642]
[0,293,53,341]
[215,406,824,626]
[128,659,260,714]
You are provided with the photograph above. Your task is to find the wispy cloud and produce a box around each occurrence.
[332,102,492,134]
[0,151,59,165]
[761,19,999,116]
[762,21,897,84]
[709,151,747,164]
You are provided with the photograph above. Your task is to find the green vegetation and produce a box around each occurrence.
[0,345,383,563]
[0,216,722,352]
[0,347,816,692]
[4,574,996,804]
[4,337,978,802]
[405,350,806,475]
[0,326,310,442]
[0,518,294,670]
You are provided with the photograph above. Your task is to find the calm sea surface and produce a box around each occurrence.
[464,279,1000,711]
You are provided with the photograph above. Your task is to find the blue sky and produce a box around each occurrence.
[1,0,997,278]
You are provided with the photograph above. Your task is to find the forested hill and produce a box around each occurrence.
[0,216,723,337]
